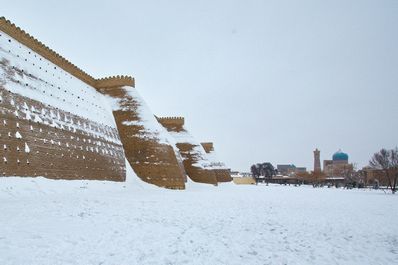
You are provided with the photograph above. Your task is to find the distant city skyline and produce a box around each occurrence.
[3,0,398,171]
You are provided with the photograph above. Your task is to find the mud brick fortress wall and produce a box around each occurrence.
[157,117,218,185]
[96,86,186,189]
[201,142,214,153]
[0,17,231,188]
[0,18,126,181]
[200,142,232,183]
[156,117,185,132]
[0,87,125,180]
[212,167,232,183]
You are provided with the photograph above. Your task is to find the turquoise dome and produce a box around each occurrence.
[332,150,348,161]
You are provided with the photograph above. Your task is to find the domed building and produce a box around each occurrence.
[332,150,349,162]
[323,149,353,178]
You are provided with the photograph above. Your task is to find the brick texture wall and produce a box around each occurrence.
[158,117,218,185]
[97,87,186,189]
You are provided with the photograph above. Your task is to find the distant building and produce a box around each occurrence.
[277,164,307,176]
[295,167,307,173]
[360,167,389,187]
[230,171,256,185]
[323,149,354,178]
[313,149,321,173]
[277,164,296,176]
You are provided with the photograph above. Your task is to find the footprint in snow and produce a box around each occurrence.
[248,250,258,256]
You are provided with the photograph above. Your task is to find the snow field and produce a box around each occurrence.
[0,172,397,265]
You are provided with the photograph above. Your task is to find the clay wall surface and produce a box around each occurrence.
[0,29,125,181]
[0,88,125,180]
[0,18,185,187]
[200,142,232,183]
[157,117,217,185]
[156,117,185,132]
[175,142,217,185]
[201,142,214,153]
[232,177,256,185]
[0,17,227,188]
[213,170,232,183]
[97,87,186,189]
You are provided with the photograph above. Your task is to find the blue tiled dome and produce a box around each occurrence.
[332,150,349,161]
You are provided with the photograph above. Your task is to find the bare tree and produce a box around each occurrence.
[296,171,310,184]
[250,164,259,178]
[343,163,364,188]
[250,163,276,185]
[369,148,398,194]
[310,171,326,187]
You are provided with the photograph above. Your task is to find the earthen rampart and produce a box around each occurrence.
[0,17,231,188]
[158,117,218,185]
[95,75,135,89]
[200,142,232,182]
[156,117,185,132]
[201,142,214,153]
[96,88,186,189]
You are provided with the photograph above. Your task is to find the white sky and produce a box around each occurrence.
[3,0,398,171]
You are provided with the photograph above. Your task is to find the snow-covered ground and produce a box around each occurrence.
[0,172,397,264]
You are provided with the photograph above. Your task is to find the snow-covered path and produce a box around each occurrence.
[0,177,397,265]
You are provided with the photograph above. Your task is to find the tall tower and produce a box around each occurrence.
[313,148,321,173]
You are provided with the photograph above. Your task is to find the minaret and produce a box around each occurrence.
[313,148,321,173]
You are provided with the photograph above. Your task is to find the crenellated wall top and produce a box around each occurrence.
[201,142,214,153]
[0,17,135,89]
[157,116,185,126]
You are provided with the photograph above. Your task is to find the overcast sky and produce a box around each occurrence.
[3,0,398,171]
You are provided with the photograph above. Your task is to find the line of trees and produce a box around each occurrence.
[250,162,276,184]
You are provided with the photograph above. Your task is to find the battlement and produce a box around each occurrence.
[0,17,96,86]
[157,117,185,126]
[201,142,214,153]
[0,17,135,89]
[95,75,135,89]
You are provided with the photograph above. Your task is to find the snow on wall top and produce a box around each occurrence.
[205,149,229,170]
[0,17,135,89]
[96,76,134,89]
[0,31,117,127]
[121,87,180,148]
[0,17,95,85]
[104,86,186,169]
[201,142,229,170]
[168,127,213,169]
